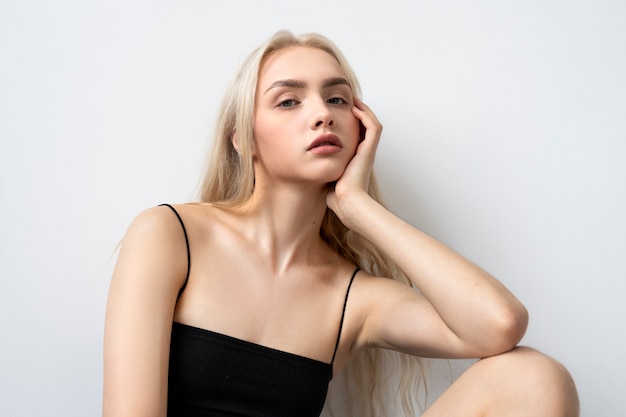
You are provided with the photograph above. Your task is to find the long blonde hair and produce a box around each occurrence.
[199,30,427,417]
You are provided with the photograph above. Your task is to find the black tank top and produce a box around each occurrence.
[160,204,358,417]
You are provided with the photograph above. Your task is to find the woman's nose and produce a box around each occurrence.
[310,101,334,128]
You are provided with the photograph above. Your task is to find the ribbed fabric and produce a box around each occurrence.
[167,323,332,417]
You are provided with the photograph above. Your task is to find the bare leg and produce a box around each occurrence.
[423,347,579,417]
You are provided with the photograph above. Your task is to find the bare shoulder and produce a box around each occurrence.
[111,204,203,296]
[351,271,415,304]
[122,205,187,253]
[345,270,420,350]
[154,203,233,235]
[125,204,187,237]
[124,203,220,240]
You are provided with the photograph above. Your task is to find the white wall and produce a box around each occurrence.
[1,1,624,415]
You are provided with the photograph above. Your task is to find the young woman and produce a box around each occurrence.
[103,30,579,417]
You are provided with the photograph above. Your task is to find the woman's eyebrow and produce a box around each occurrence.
[322,77,350,89]
[264,77,350,94]
[264,79,306,94]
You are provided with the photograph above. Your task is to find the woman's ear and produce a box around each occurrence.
[232,131,258,159]
[231,131,241,153]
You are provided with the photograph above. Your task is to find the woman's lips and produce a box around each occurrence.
[307,134,342,154]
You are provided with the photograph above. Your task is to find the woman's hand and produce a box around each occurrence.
[326,97,382,228]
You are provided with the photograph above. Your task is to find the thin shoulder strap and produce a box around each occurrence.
[330,267,360,365]
[158,204,190,299]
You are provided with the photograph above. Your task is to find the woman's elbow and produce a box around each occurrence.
[484,303,529,356]
[505,302,529,342]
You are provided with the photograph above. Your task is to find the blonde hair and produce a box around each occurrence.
[199,30,427,417]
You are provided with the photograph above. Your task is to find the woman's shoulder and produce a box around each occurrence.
[110,205,201,300]
[132,202,222,232]
[124,205,182,239]
[127,203,246,256]
[346,270,416,319]
[119,204,203,258]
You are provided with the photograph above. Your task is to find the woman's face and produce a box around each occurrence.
[253,46,360,186]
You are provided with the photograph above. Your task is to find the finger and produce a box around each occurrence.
[352,111,382,153]
[352,98,382,133]
[353,96,371,111]
[353,97,380,122]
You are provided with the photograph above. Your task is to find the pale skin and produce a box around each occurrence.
[103,46,579,416]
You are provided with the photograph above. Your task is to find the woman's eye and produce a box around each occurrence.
[327,97,347,105]
[278,99,298,108]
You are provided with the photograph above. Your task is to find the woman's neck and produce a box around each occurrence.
[233,181,332,274]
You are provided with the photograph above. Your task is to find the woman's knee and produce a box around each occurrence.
[487,346,574,385]
[478,346,579,416]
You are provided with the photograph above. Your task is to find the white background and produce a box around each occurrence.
[1,1,624,416]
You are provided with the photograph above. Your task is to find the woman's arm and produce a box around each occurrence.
[328,99,528,358]
[103,206,188,417]
[342,196,527,358]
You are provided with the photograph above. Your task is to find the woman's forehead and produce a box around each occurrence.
[258,46,345,87]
